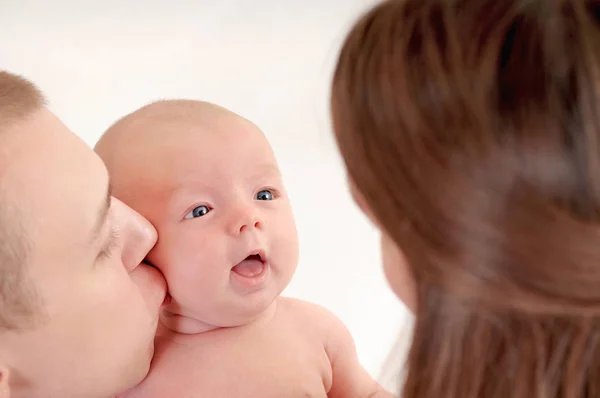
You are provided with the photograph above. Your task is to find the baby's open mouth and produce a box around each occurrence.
[231,252,266,278]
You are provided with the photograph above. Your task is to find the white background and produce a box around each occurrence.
[1,0,411,387]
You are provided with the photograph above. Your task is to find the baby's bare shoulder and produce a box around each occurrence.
[278,297,335,318]
[277,297,345,335]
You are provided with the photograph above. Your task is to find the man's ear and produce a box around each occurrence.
[0,361,11,398]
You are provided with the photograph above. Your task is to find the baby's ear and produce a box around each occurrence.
[0,362,11,398]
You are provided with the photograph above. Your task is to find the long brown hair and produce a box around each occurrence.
[332,0,600,396]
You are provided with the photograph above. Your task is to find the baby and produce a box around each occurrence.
[95,100,394,398]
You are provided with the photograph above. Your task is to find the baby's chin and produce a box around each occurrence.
[162,286,283,332]
[207,287,282,327]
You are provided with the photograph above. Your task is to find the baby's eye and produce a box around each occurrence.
[255,190,274,201]
[184,205,211,220]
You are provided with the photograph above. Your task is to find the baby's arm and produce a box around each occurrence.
[321,310,396,398]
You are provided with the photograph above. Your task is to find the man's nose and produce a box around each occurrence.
[112,197,158,271]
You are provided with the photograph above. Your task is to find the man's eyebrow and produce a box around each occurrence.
[90,181,112,244]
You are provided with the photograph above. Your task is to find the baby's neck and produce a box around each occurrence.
[159,311,220,334]
[159,301,278,335]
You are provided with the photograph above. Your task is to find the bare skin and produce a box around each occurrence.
[96,100,393,398]
[0,108,166,398]
[125,298,381,397]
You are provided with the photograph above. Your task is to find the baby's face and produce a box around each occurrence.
[137,117,298,328]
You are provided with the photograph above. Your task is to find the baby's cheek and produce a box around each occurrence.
[144,238,190,292]
[145,242,170,274]
[162,249,214,290]
[271,216,299,271]
[166,260,223,314]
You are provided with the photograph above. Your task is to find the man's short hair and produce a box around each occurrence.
[0,71,46,330]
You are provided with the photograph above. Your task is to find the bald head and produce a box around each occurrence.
[95,99,275,225]
[96,99,260,167]
[0,71,46,330]
[98,99,253,147]
[105,99,242,128]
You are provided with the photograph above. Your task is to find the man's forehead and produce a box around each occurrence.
[0,109,62,182]
[3,109,110,245]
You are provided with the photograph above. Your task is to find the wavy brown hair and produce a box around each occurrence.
[332,0,600,397]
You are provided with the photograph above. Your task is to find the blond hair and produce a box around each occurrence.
[0,70,46,329]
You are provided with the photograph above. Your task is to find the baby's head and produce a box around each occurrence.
[95,100,298,332]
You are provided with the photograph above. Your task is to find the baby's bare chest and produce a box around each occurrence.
[128,325,331,398]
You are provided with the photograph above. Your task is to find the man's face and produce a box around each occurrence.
[0,109,166,398]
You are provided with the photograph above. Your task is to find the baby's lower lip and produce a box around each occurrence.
[231,257,266,278]
[230,260,269,289]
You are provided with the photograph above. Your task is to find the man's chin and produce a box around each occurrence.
[130,338,156,385]
[121,349,154,395]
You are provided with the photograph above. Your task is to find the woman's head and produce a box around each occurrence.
[332,0,600,396]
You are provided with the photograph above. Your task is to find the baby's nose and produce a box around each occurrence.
[229,207,262,236]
